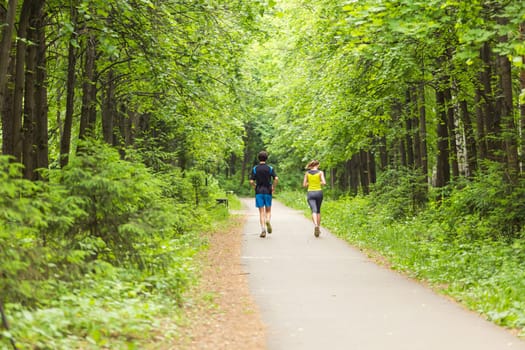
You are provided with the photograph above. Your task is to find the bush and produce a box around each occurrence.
[369,167,427,220]
[436,162,525,240]
[0,140,235,348]
[0,156,52,305]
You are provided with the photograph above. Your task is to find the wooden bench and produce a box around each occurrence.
[216,198,228,207]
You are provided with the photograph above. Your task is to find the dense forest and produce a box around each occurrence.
[1,0,525,347]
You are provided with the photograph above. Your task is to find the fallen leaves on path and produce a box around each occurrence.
[167,215,266,350]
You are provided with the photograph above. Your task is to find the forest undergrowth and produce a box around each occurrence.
[0,140,233,349]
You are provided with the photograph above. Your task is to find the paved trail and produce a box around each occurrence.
[240,198,525,350]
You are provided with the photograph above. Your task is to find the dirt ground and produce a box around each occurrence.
[168,215,266,350]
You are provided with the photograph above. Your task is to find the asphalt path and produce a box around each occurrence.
[240,198,525,350]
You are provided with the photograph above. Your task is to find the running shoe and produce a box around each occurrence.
[266,221,272,234]
[260,230,266,238]
[314,226,320,237]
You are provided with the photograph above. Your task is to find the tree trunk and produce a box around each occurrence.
[348,155,359,195]
[79,32,97,140]
[496,15,519,178]
[392,101,407,167]
[23,16,37,179]
[411,89,422,172]
[11,0,33,162]
[405,89,415,168]
[435,89,450,188]
[520,23,525,174]
[89,60,97,128]
[479,42,500,162]
[405,117,414,168]
[240,146,249,186]
[417,82,428,184]
[368,150,376,185]
[121,109,134,147]
[330,168,336,188]
[475,90,487,161]
[35,1,49,176]
[2,59,15,156]
[496,27,518,178]
[20,0,46,180]
[102,70,115,144]
[229,153,236,177]
[519,23,525,173]
[460,99,477,177]
[444,86,459,178]
[60,5,78,168]
[0,0,18,128]
[359,149,369,194]
[378,136,388,170]
[399,138,407,168]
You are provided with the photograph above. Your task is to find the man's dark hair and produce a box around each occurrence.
[258,151,268,162]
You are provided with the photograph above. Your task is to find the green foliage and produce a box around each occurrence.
[436,162,525,240]
[277,190,310,215]
[185,170,211,207]
[216,172,251,196]
[0,156,52,305]
[225,193,243,211]
[3,262,183,349]
[370,167,428,221]
[0,138,238,347]
[48,140,183,270]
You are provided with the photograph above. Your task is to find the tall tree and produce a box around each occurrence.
[0,0,18,130]
[59,1,79,167]
[34,0,49,176]
[21,0,46,180]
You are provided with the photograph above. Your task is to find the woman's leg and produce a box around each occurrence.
[311,212,318,226]
[308,191,323,227]
[317,192,323,227]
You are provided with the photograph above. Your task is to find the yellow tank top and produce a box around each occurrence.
[307,171,322,191]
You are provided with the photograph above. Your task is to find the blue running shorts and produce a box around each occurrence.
[255,194,272,208]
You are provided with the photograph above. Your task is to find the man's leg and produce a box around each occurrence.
[256,194,267,237]
[265,205,272,222]
[258,207,266,228]
[265,206,272,233]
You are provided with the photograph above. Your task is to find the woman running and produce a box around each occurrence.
[302,160,326,237]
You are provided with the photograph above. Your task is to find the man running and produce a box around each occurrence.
[249,151,278,238]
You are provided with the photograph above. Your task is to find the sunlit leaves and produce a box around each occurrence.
[251,0,524,180]
[45,0,264,170]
